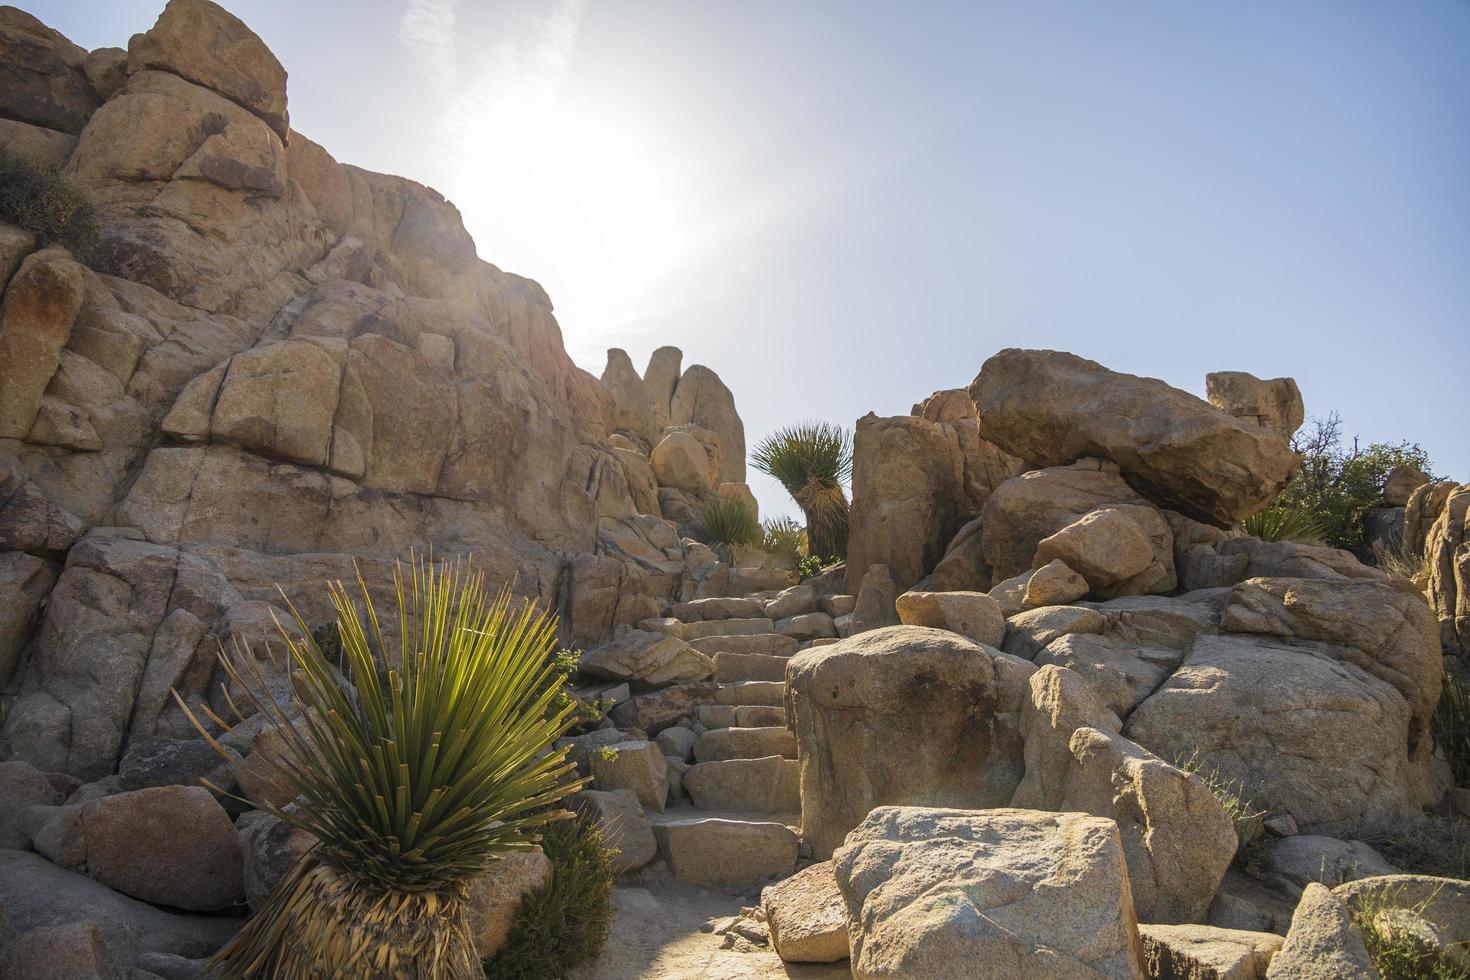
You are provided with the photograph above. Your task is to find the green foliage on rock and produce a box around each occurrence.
[482,813,615,980]
[690,495,761,548]
[760,515,807,562]
[1254,412,1434,551]
[0,151,99,259]
[1349,882,1470,980]
[751,421,853,558]
[1433,668,1470,788]
[178,557,584,979]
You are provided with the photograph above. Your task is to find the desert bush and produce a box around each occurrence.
[1354,810,1470,881]
[1242,506,1329,544]
[797,554,831,581]
[1176,749,1263,852]
[0,150,99,259]
[761,515,807,561]
[177,556,584,979]
[1435,669,1470,788]
[1257,413,1435,551]
[1348,882,1470,980]
[482,813,615,979]
[689,495,761,548]
[751,421,852,559]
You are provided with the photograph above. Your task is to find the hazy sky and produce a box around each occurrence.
[33,1,1470,519]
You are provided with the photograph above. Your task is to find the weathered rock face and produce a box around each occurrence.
[785,626,1031,858]
[1424,484,1470,655]
[833,806,1146,979]
[971,349,1299,527]
[1205,371,1304,439]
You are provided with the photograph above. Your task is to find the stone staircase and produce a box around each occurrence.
[637,587,852,887]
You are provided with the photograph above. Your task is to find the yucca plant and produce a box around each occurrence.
[751,421,853,558]
[689,495,761,548]
[1434,669,1470,788]
[175,556,584,980]
[1242,505,1329,544]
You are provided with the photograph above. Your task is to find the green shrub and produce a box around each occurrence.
[482,813,615,980]
[751,421,853,558]
[761,515,807,562]
[1349,882,1470,980]
[1175,748,1264,862]
[178,557,584,978]
[1433,669,1470,787]
[1242,506,1329,544]
[689,496,761,548]
[0,151,99,259]
[796,554,831,581]
[1262,413,1435,551]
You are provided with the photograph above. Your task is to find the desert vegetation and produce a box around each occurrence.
[0,150,99,259]
[177,558,586,979]
[750,420,852,560]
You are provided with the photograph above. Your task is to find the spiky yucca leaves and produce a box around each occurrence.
[175,557,583,980]
[689,495,761,548]
[1242,506,1329,544]
[750,421,853,558]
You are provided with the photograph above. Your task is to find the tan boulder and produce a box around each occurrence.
[601,348,657,448]
[846,413,966,593]
[1002,604,1107,659]
[208,339,343,466]
[1265,883,1376,979]
[0,7,97,134]
[894,590,1006,647]
[236,809,315,912]
[670,364,744,484]
[1024,558,1089,607]
[643,345,682,429]
[0,922,120,980]
[761,860,849,963]
[972,350,1299,526]
[785,626,1029,858]
[589,740,667,813]
[569,788,656,874]
[931,515,990,592]
[1126,635,1420,831]
[834,806,1147,979]
[0,117,77,169]
[1382,463,1430,507]
[650,430,712,494]
[465,847,552,958]
[127,0,290,140]
[1139,924,1282,980]
[1205,371,1304,439]
[1011,687,1237,924]
[83,46,129,100]
[1425,485,1470,656]
[579,629,713,686]
[981,459,1150,582]
[1034,504,1175,597]
[0,248,84,438]
[1033,633,1182,719]
[652,818,797,887]
[0,551,56,689]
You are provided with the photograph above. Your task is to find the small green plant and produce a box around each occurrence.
[1242,506,1329,544]
[689,495,761,548]
[1175,749,1264,850]
[796,554,829,581]
[482,813,615,979]
[0,151,99,259]
[1433,669,1470,788]
[751,421,853,559]
[592,745,620,763]
[761,515,807,562]
[1349,882,1469,980]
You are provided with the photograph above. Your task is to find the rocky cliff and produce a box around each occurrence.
[0,0,762,781]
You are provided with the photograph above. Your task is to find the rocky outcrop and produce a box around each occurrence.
[1205,371,1304,439]
[971,349,1299,527]
[785,626,1031,858]
[834,806,1147,979]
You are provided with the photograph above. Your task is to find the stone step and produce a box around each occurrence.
[714,680,785,707]
[735,705,787,727]
[667,596,766,622]
[713,650,790,683]
[690,633,799,659]
[684,757,800,813]
[650,815,799,887]
[681,618,775,641]
[693,726,796,763]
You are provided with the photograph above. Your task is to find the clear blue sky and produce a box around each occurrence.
[31,1,1470,519]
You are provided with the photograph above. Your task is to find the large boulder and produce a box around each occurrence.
[579,629,714,686]
[761,860,849,963]
[1126,634,1421,831]
[669,364,744,484]
[833,806,1146,979]
[1033,504,1176,598]
[601,348,657,448]
[785,625,1031,858]
[1424,484,1470,656]
[127,0,290,140]
[568,788,656,874]
[650,430,712,495]
[894,590,1006,647]
[0,248,85,439]
[1264,883,1376,979]
[971,349,1299,527]
[465,848,553,958]
[1204,371,1304,439]
[0,550,56,688]
[845,413,967,593]
[1012,667,1238,923]
[0,7,98,134]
